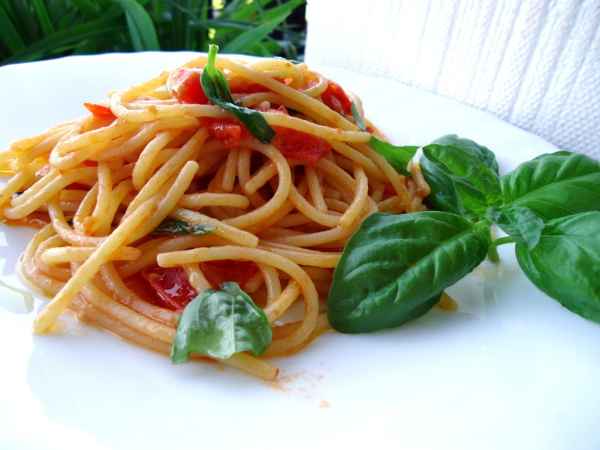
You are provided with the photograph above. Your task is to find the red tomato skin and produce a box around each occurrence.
[200,260,259,289]
[272,126,331,165]
[142,267,198,310]
[321,81,352,115]
[383,183,396,199]
[169,68,209,104]
[83,102,117,122]
[201,118,250,148]
[126,272,169,308]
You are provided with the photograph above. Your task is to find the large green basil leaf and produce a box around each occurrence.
[171,282,271,363]
[431,135,499,174]
[369,137,418,175]
[327,211,491,333]
[419,142,502,218]
[201,44,275,143]
[486,205,545,249]
[516,212,600,323]
[501,151,600,220]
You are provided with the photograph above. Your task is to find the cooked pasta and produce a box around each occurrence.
[0,51,428,380]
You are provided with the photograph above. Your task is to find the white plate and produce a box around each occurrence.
[1,53,599,450]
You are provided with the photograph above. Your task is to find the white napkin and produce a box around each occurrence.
[305,0,600,157]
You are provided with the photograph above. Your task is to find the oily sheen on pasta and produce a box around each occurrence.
[0,54,427,380]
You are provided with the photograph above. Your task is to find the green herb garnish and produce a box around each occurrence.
[201,44,275,143]
[152,219,213,236]
[486,205,544,250]
[367,137,418,176]
[171,282,271,363]
[328,211,491,333]
[501,151,600,220]
[516,212,600,322]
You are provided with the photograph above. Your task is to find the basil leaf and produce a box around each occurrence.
[419,143,502,219]
[369,137,418,175]
[516,212,600,323]
[201,44,275,143]
[501,151,600,221]
[152,219,213,236]
[351,102,367,131]
[171,282,271,363]
[486,205,545,249]
[431,135,499,174]
[328,211,491,333]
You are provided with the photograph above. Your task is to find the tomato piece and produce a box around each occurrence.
[169,68,209,105]
[201,117,250,148]
[126,272,168,308]
[200,260,259,289]
[383,183,396,199]
[321,81,352,115]
[83,102,117,122]
[272,126,331,165]
[142,266,198,310]
[69,182,93,190]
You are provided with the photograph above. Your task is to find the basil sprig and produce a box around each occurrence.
[201,44,275,143]
[152,219,213,236]
[171,282,271,363]
[328,134,600,332]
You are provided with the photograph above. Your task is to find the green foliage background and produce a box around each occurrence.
[0,0,306,66]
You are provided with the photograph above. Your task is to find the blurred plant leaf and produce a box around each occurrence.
[3,11,122,63]
[31,0,55,35]
[0,3,26,52]
[262,0,303,22]
[115,0,160,51]
[9,0,40,42]
[1,0,305,65]
[223,12,291,53]
[68,0,101,16]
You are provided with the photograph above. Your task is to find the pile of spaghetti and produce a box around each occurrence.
[0,47,426,380]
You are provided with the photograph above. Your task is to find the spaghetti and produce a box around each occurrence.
[0,52,428,380]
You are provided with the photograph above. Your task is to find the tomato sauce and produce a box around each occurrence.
[83,102,117,122]
[321,81,352,115]
[141,266,198,311]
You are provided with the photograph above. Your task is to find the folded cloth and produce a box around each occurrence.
[305,0,600,157]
